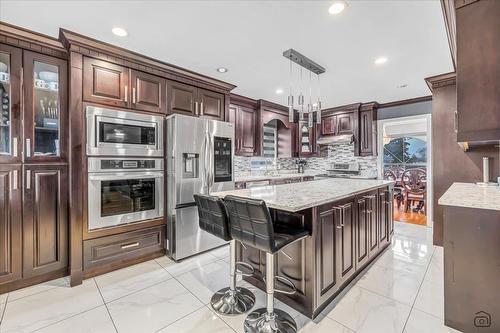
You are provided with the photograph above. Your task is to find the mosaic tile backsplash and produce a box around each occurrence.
[234,143,378,177]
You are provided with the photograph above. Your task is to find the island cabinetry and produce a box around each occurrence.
[234,184,394,318]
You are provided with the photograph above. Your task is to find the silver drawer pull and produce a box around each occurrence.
[26,170,31,190]
[26,138,31,158]
[121,242,139,249]
[12,170,18,190]
[12,137,18,157]
[363,195,376,199]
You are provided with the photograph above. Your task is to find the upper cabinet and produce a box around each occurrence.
[322,111,355,136]
[358,102,378,156]
[24,51,67,163]
[167,83,224,120]
[296,114,319,157]
[131,70,166,113]
[83,57,166,114]
[83,55,226,119]
[455,0,500,145]
[0,44,22,164]
[83,58,129,108]
[228,98,257,156]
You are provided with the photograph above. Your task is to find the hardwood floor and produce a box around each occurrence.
[393,201,427,226]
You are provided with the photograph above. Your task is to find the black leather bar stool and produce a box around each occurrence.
[224,195,310,333]
[194,194,256,315]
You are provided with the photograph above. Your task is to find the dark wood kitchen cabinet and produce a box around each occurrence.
[378,187,392,247]
[365,191,379,258]
[456,0,500,144]
[257,100,296,158]
[296,115,319,157]
[0,165,22,284]
[131,70,166,113]
[198,88,224,119]
[355,195,369,269]
[321,111,355,136]
[167,81,224,120]
[83,57,129,108]
[84,57,167,114]
[358,102,378,156]
[335,199,356,284]
[22,164,68,278]
[228,103,256,156]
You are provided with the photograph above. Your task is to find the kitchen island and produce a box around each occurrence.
[213,178,394,318]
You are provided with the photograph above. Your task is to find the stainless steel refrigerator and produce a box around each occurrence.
[166,114,235,260]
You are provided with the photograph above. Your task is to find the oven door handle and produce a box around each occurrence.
[88,171,164,181]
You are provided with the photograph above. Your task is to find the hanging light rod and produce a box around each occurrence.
[282,49,326,75]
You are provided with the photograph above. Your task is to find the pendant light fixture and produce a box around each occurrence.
[283,49,325,126]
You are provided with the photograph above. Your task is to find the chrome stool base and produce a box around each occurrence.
[244,308,297,333]
[211,286,256,315]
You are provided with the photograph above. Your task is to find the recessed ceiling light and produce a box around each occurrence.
[275,88,284,94]
[329,1,347,15]
[397,84,408,88]
[374,56,388,65]
[216,67,228,73]
[112,27,127,37]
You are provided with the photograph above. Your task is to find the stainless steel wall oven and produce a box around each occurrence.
[87,157,164,230]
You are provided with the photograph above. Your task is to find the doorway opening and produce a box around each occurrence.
[378,115,432,227]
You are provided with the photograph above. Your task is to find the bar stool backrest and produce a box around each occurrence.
[224,195,275,253]
[194,194,232,241]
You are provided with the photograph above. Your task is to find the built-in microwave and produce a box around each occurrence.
[87,157,164,230]
[86,106,164,157]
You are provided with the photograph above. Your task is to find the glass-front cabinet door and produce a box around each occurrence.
[0,44,21,163]
[23,51,67,162]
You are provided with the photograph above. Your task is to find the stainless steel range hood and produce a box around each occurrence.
[317,134,354,145]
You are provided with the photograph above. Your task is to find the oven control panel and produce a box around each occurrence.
[88,157,164,172]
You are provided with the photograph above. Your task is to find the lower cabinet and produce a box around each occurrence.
[83,226,165,272]
[0,164,69,289]
[22,165,68,278]
[0,165,22,284]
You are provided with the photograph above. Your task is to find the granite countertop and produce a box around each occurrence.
[213,178,394,212]
[438,182,500,211]
[235,171,322,183]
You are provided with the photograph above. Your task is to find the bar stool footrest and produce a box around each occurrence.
[235,261,255,277]
[262,275,297,295]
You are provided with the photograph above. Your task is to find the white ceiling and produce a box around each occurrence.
[0,0,453,108]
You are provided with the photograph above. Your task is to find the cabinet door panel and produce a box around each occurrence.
[83,57,129,108]
[366,191,379,257]
[131,70,166,113]
[239,106,256,155]
[378,189,389,246]
[321,115,336,135]
[0,44,22,164]
[23,51,68,163]
[167,81,197,116]
[355,197,369,268]
[198,88,224,120]
[317,206,339,302]
[0,165,22,284]
[336,112,354,135]
[337,200,356,282]
[23,165,68,278]
[359,110,374,156]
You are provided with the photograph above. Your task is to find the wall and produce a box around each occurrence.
[432,82,499,246]
[234,143,378,177]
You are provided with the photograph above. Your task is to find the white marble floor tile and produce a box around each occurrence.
[107,278,203,333]
[327,285,411,333]
[414,278,444,319]
[0,294,7,304]
[390,235,434,263]
[157,305,233,333]
[374,248,429,279]
[155,252,218,277]
[208,244,230,259]
[175,260,232,304]
[95,260,172,303]
[7,277,70,303]
[296,314,354,333]
[35,305,116,333]
[424,253,444,285]
[404,308,461,333]
[0,279,103,333]
[0,301,5,324]
[356,264,423,306]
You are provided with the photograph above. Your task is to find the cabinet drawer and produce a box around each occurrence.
[83,226,164,270]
